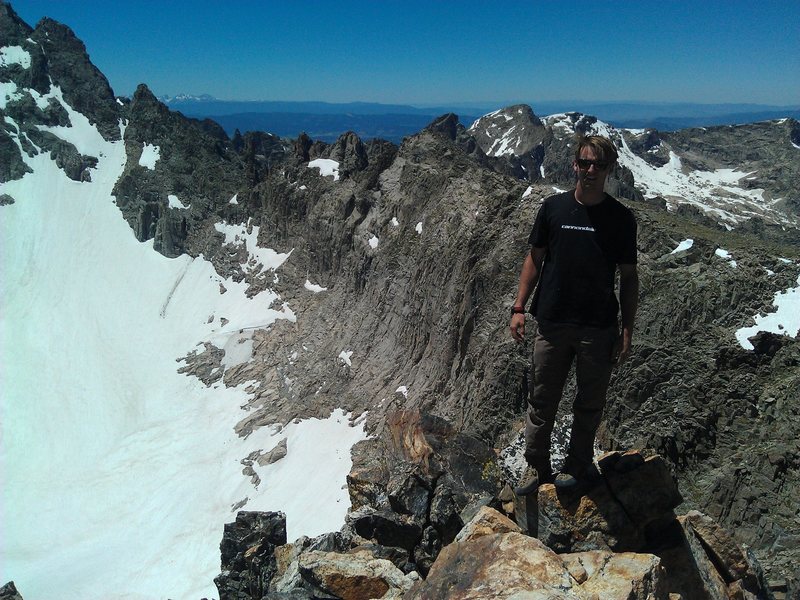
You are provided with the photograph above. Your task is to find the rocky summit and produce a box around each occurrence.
[212,412,772,599]
[2,1,799,598]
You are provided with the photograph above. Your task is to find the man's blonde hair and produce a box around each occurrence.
[574,135,618,164]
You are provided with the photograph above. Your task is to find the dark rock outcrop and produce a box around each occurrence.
[30,17,120,140]
[345,410,502,574]
[214,511,288,600]
[328,131,368,177]
[112,83,247,257]
[469,104,548,158]
[0,2,107,182]
[0,581,23,600]
[530,452,682,555]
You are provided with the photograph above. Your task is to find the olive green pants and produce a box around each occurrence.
[524,320,617,477]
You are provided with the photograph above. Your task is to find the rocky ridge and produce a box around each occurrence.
[211,410,775,600]
[2,2,800,594]
[0,2,119,184]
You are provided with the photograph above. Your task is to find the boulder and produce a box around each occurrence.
[454,505,521,543]
[412,526,441,576]
[684,511,753,583]
[386,463,433,522]
[296,550,415,600]
[601,452,683,526]
[677,515,731,600]
[271,539,307,593]
[406,532,575,599]
[561,551,666,599]
[428,477,465,544]
[0,582,23,600]
[258,438,288,465]
[537,482,645,552]
[347,439,390,511]
[348,543,413,574]
[680,513,770,600]
[534,451,685,554]
[214,511,287,600]
[345,410,501,568]
[347,507,423,552]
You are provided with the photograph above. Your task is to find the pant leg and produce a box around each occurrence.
[525,322,575,473]
[565,325,618,474]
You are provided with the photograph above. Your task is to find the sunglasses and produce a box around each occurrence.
[576,158,610,170]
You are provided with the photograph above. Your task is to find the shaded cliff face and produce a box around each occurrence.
[111,83,256,257]
[3,3,799,587]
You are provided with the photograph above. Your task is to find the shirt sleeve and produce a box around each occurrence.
[528,201,548,248]
[619,210,638,264]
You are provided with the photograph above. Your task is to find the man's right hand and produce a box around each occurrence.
[510,313,526,342]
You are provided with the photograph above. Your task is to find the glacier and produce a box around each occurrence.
[0,87,367,599]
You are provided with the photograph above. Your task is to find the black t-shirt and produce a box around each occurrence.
[529,190,637,327]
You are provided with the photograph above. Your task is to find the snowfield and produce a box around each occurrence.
[1,86,367,599]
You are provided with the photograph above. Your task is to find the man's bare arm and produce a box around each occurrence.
[615,263,639,365]
[510,247,546,342]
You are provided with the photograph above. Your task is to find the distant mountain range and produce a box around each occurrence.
[159,95,800,142]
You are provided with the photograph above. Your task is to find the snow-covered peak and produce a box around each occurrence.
[468,104,546,157]
[540,112,797,227]
[159,93,217,103]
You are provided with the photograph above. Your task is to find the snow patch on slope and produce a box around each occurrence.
[671,239,694,254]
[486,124,520,157]
[168,193,189,209]
[736,274,800,350]
[308,158,340,181]
[33,86,108,157]
[0,45,31,68]
[214,220,292,275]
[139,143,160,169]
[304,279,328,293]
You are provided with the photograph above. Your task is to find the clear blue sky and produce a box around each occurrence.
[10,0,800,106]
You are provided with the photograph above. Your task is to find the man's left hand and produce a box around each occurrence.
[612,328,633,366]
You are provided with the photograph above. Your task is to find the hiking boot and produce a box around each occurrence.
[554,472,578,489]
[514,465,553,496]
[514,467,540,495]
[554,464,599,491]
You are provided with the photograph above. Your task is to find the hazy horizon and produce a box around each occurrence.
[157,95,800,110]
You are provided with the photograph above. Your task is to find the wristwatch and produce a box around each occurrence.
[511,306,525,316]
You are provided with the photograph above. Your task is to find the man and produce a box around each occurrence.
[510,135,638,494]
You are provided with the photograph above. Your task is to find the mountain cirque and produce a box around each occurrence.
[2,1,800,596]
